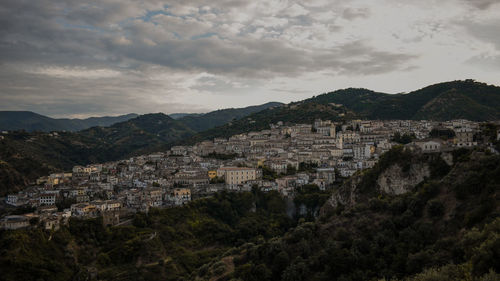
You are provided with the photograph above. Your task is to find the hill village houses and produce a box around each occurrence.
[2,118,498,230]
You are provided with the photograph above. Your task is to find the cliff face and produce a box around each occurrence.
[377,163,430,195]
[322,148,436,213]
[324,176,362,210]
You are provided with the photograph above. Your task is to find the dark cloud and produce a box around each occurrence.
[0,0,496,117]
[0,0,414,76]
[461,19,500,50]
[461,0,498,10]
[342,8,370,20]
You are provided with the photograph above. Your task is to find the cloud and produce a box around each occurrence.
[342,8,370,20]
[0,0,499,117]
[461,19,500,50]
[461,0,499,10]
[24,66,122,79]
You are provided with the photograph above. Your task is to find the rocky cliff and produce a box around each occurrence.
[322,147,445,213]
[377,163,430,195]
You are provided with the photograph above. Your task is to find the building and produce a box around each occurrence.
[217,167,258,185]
[1,215,30,230]
[39,194,56,206]
[6,194,23,206]
[314,119,336,137]
[168,188,191,206]
[316,168,336,187]
[353,145,371,160]
[70,203,97,217]
[454,128,475,147]
[415,139,444,153]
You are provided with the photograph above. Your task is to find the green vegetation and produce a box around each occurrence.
[430,128,455,140]
[293,185,330,220]
[224,149,500,281]
[0,114,194,195]
[182,102,354,145]
[0,190,293,281]
[202,152,238,160]
[177,102,283,132]
[0,149,498,280]
[260,165,278,181]
[392,132,416,144]
[307,80,500,121]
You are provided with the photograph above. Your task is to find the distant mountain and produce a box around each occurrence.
[78,113,195,161]
[0,103,283,194]
[169,113,202,120]
[0,111,138,132]
[175,102,284,132]
[0,114,195,195]
[0,102,282,133]
[2,80,499,195]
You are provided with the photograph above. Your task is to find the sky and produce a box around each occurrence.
[1,0,499,118]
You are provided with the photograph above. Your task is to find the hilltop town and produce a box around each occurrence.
[2,118,499,230]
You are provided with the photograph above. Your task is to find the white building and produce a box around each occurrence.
[39,194,56,206]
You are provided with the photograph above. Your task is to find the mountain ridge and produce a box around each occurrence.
[0,111,139,132]
[307,79,500,120]
[1,80,500,195]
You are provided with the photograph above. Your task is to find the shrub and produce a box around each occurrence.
[427,200,445,218]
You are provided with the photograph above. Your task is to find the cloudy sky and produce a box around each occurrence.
[1,0,499,118]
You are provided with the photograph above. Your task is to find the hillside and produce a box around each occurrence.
[0,111,138,132]
[181,80,500,144]
[177,102,283,132]
[0,102,281,133]
[169,113,202,120]
[308,80,500,121]
[182,101,356,145]
[0,114,195,195]
[0,190,293,281]
[205,147,500,280]
[2,80,499,195]
[0,103,285,195]
[78,113,196,161]
[0,148,498,280]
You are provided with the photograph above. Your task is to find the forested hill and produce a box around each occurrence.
[307,80,500,121]
[0,102,282,195]
[1,147,498,280]
[182,101,355,145]
[0,111,138,132]
[202,147,500,280]
[182,80,500,144]
[176,102,283,132]
[0,102,282,133]
[0,113,194,195]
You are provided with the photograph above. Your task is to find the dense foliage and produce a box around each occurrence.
[392,132,416,144]
[225,149,500,281]
[308,80,500,121]
[0,190,293,281]
[0,149,498,281]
